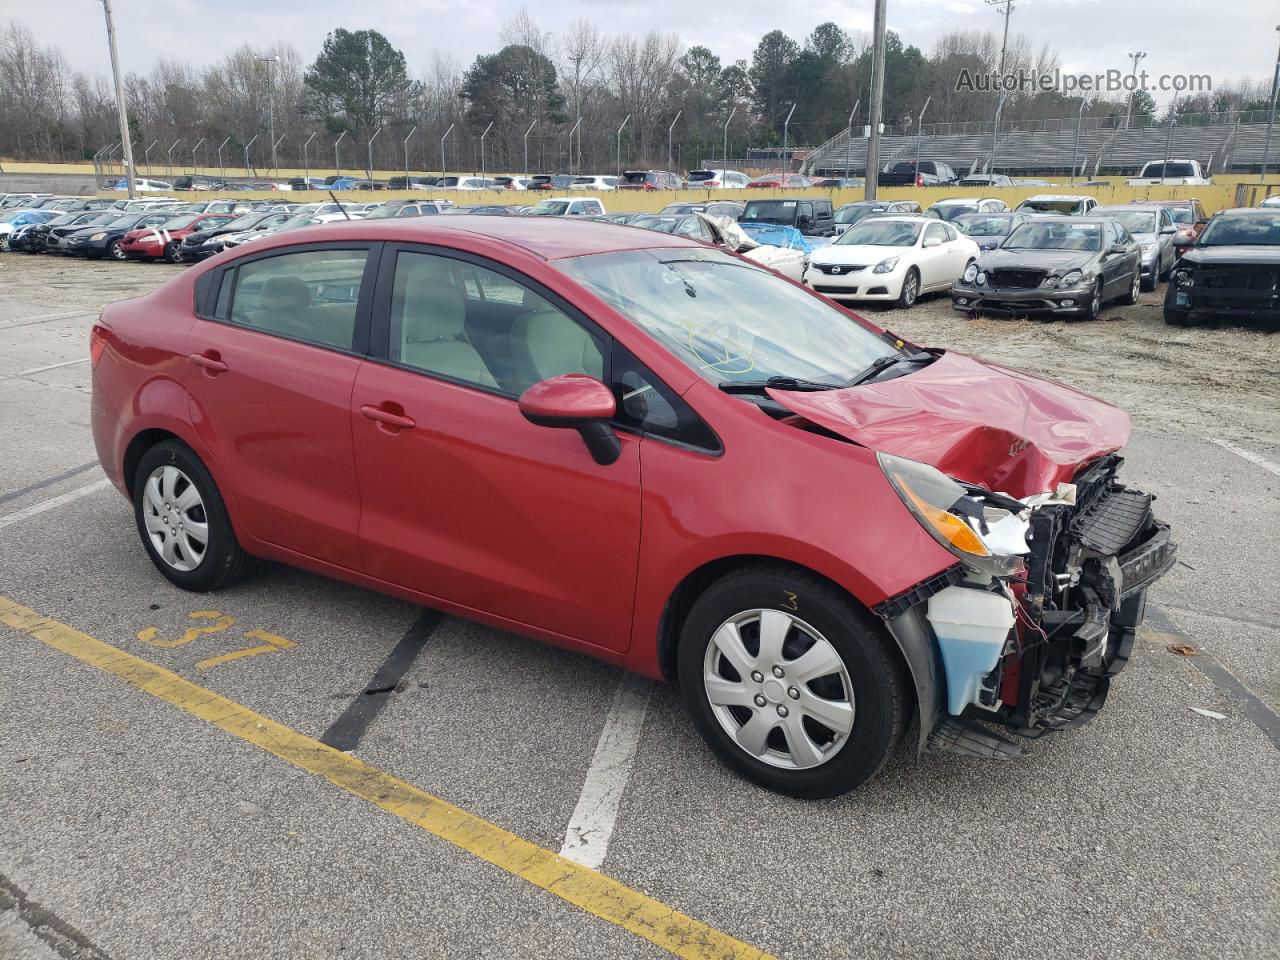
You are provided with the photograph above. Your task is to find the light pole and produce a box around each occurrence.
[781,103,796,178]
[479,122,493,184]
[864,0,887,201]
[243,134,259,176]
[1123,51,1148,129]
[402,126,417,187]
[913,96,932,181]
[985,0,1016,181]
[567,116,582,176]
[524,119,537,179]
[216,136,231,182]
[100,0,136,198]
[257,56,279,174]
[303,131,317,185]
[440,123,454,181]
[616,114,631,178]
[368,125,383,181]
[667,110,681,174]
[1260,26,1280,182]
[845,99,860,181]
[723,106,737,178]
[334,130,347,178]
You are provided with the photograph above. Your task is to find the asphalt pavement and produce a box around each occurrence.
[1,281,1277,960]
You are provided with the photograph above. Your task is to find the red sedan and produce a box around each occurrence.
[90,217,1175,796]
[119,212,237,263]
[747,174,814,189]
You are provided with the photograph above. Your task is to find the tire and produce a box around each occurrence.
[1079,279,1104,321]
[895,267,920,309]
[1122,269,1142,304]
[163,241,181,264]
[107,239,127,261]
[1139,269,1156,293]
[132,440,254,592]
[677,565,909,798]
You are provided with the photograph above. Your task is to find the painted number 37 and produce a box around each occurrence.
[137,610,296,670]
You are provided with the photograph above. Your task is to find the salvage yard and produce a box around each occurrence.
[1,253,1278,960]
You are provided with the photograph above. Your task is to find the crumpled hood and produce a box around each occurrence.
[978,249,1094,272]
[1180,245,1280,266]
[766,351,1130,497]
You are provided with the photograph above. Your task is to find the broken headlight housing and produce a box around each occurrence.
[878,452,1023,579]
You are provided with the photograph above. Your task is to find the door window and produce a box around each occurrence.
[387,250,606,396]
[924,223,948,244]
[228,248,368,350]
[611,349,720,453]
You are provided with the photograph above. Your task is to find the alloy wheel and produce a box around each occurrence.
[902,273,918,306]
[141,465,209,572]
[703,609,855,770]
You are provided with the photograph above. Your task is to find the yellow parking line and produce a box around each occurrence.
[0,595,773,960]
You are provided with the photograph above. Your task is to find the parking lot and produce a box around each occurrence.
[1,254,1278,960]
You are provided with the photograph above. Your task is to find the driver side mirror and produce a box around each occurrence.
[518,374,621,466]
[1109,243,1128,255]
[1160,224,1177,235]
[922,236,943,248]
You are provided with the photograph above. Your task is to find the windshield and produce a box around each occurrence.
[1197,213,1280,246]
[1004,222,1101,251]
[1164,206,1194,224]
[742,200,794,224]
[1142,162,1195,177]
[221,213,266,231]
[835,205,881,225]
[554,248,895,387]
[956,216,1013,237]
[530,201,570,216]
[930,204,977,221]
[836,220,921,247]
[1106,211,1156,234]
[159,215,199,229]
[1021,199,1084,215]
[365,204,408,219]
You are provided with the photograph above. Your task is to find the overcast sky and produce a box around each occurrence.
[14,0,1280,107]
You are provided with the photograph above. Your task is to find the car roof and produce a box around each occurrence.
[1022,194,1093,202]
[1096,205,1161,213]
[1213,207,1280,217]
[243,214,696,261]
[850,214,931,224]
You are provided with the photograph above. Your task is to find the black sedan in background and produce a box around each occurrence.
[1165,208,1280,327]
[178,211,289,261]
[19,212,118,253]
[62,212,176,260]
[951,216,1142,321]
[951,212,1037,251]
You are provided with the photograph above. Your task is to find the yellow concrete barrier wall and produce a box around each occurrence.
[89,181,1279,215]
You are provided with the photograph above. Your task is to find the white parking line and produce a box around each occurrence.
[1210,438,1280,478]
[0,479,112,531]
[560,672,653,869]
[15,357,90,377]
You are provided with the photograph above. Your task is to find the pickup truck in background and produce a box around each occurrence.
[878,160,959,187]
[1126,160,1214,186]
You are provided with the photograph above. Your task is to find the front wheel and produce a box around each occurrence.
[132,440,255,591]
[107,239,127,261]
[1079,279,1104,321]
[163,241,182,264]
[678,566,908,798]
[1122,269,1142,304]
[896,267,920,309]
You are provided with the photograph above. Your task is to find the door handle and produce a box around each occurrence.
[360,404,416,431]
[188,352,228,374]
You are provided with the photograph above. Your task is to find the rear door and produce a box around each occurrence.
[349,244,642,648]
[183,244,378,566]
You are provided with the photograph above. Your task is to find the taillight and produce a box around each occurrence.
[90,321,112,368]
[705,180,720,187]
[915,174,924,186]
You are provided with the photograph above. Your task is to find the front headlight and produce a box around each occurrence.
[962,263,978,284]
[975,271,987,286]
[89,232,107,241]
[872,256,900,274]
[1174,269,1193,286]
[1059,269,1084,286]
[878,453,1021,579]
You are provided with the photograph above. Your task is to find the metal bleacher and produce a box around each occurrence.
[803,118,1276,177]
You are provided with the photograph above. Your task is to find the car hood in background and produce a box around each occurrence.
[766,351,1130,497]
[977,248,1096,272]
[1179,246,1280,266]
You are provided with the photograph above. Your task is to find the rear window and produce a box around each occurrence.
[742,200,795,223]
[1142,163,1196,178]
[687,171,717,182]
[621,172,652,185]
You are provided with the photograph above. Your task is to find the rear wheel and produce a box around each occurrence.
[132,440,254,592]
[677,565,908,798]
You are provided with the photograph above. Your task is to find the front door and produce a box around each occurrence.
[350,246,642,650]
[183,245,376,565]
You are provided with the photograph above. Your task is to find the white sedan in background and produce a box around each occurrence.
[804,215,979,308]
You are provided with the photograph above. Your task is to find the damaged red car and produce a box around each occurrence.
[90,217,1177,797]
[119,212,237,263]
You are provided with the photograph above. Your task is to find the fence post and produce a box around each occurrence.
[479,122,493,184]
[243,134,259,177]
[303,132,317,185]
[368,125,383,181]
[402,126,417,187]
[441,123,455,181]
[167,139,182,177]
[567,117,582,176]
[667,110,682,173]
[217,136,231,183]
[781,103,796,177]
[914,96,931,180]
[334,130,347,179]
[191,138,204,176]
[845,100,860,180]
[723,107,736,180]
[143,139,158,176]
[524,120,537,179]
[616,114,631,178]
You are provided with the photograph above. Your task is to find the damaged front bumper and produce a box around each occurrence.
[879,454,1176,754]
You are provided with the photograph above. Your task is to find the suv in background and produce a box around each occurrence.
[740,197,835,236]
[878,160,958,186]
[685,169,750,189]
[617,170,683,191]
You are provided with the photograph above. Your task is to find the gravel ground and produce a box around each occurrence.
[4,252,1276,445]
